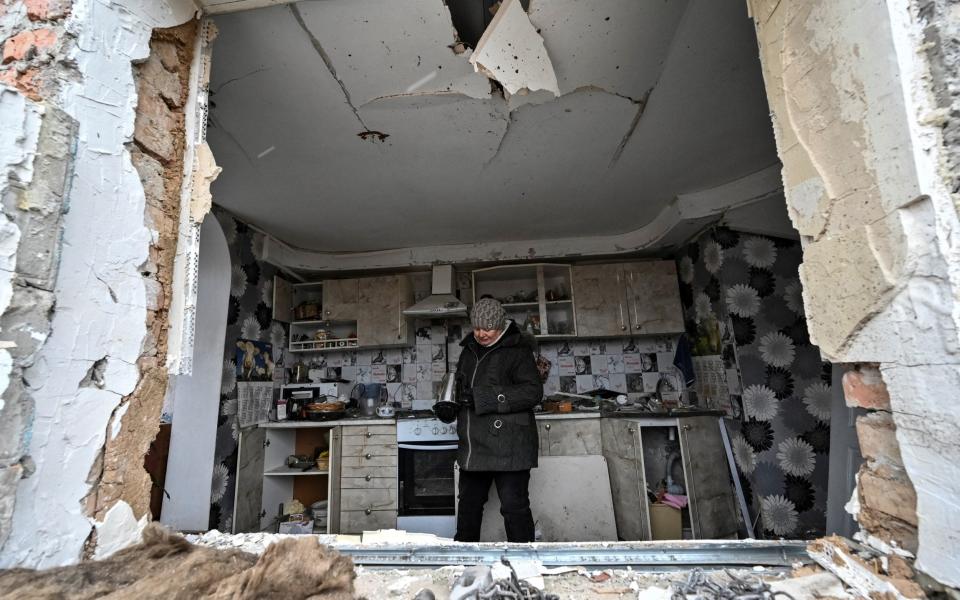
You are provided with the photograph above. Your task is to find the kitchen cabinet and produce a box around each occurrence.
[234,423,342,534]
[284,275,414,353]
[322,278,359,321]
[356,275,413,347]
[572,261,683,338]
[336,424,398,533]
[537,417,602,456]
[600,415,738,541]
[472,263,577,337]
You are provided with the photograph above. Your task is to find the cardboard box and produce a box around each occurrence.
[649,503,682,540]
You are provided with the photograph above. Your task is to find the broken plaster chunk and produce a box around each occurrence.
[470,0,560,98]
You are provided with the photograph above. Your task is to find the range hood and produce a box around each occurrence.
[403,264,468,318]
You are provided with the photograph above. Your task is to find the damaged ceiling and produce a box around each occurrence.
[207,0,781,253]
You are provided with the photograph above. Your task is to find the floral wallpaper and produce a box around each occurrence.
[209,207,286,532]
[676,227,832,538]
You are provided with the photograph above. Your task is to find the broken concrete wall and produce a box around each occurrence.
[87,19,199,534]
[749,0,960,587]
[0,0,199,568]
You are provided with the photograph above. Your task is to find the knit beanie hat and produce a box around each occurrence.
[471,298,506,331]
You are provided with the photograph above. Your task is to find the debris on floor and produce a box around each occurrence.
[0,524,355,600]
[807,536,924,600]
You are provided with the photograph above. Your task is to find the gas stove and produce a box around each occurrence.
[396,414,458,442]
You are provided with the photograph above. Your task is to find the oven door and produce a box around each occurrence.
[397,441,458,517]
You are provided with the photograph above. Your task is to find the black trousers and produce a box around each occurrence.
[455,469,535,542]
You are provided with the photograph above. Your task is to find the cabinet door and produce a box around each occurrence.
[272,275,293,323]
[677,417,738,539]
[623,261,684,335]
[545,420,602,456]
[537,422,551,456]
[322,278,359,320]
[571,264,628,337]
[600,419,649,540]
[356,275,412,347]
[234,427,266,533]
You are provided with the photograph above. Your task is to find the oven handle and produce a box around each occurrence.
[398,443,459,451]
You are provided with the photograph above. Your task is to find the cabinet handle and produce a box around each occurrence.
[630,271,640,330]
[619,302,626,331]
[365,453,372,459]
[628,428,635,434]
[544,424,551,431]
[682,425,691,431]
[365,475,372,481]
[365,508,372,515]
[365,431,372,438]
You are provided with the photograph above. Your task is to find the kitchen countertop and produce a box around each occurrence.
[534,411,600,420]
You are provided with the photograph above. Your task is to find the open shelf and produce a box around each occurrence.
[264,466,329,477]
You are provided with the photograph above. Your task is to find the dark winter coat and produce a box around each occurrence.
[455,321,543,472]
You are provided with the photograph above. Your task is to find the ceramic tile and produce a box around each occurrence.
[657,352,675,372]
[402,347,417,364]
[608,373,627,393]
[431,344,446,363]
[356,351,372,366]
[574,355,591,375]
[559,376,576,393]
[432,363,447,380]
[592,374,612,391]
[606,354,625,374]
[415,325,433,343]
[592,355,609,375]
[623,354,642,372]
[572,341,590,356]
[640,353,658,372]
[324,353,342,368]
[416,364,431,382]
[371,364,387,384]
[621,338,640,354]
[384,349,402,364]
[340,366,357,382]
[341,351,358,366]
[543,376,560,395]
[589,341,607,355]
[370,350,387,365]
[432,381,444,398]
[557,356,576,376]
[575,374,595,393]
[642,372,660,393]
[402,364,418,384]
[385,364,401,384]
[431,325,447,340]
[417,380,433,400]
[626,373,644,393]
[386,382,401,401]
[356,365,372,383]
[555,341,574,356]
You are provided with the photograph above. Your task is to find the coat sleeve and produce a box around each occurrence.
[473,349,543,415]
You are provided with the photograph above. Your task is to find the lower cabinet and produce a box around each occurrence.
[335,424,398,534]
[600,416,738,541]
[537,418,602,456]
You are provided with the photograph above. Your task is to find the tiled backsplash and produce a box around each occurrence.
[295,318,681,407]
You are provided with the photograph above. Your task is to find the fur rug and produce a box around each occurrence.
[0,524,357,600]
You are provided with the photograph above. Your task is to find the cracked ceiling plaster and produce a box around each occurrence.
[208,0,780,253]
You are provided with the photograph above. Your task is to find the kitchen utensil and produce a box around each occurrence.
[286,454,313,469]
[376,404,395,418]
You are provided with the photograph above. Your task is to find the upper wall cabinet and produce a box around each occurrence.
[356,275,413,347]
[281,275,414,352]
[473,264,577,338]
[572,261,683,338]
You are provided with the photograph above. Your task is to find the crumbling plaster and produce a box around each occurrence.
[749,0,960,587]
[0,0,200,568]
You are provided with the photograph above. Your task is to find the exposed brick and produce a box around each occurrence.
[856,412,903,466]
[133,92,179,162]
[842,366,891,410]
[858,506,919,554]
[25,0,71,21]
[858,463,917,526]
[0,67,42,101]
[2,28,57,64]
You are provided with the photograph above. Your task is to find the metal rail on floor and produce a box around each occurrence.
[332,540,810,569]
